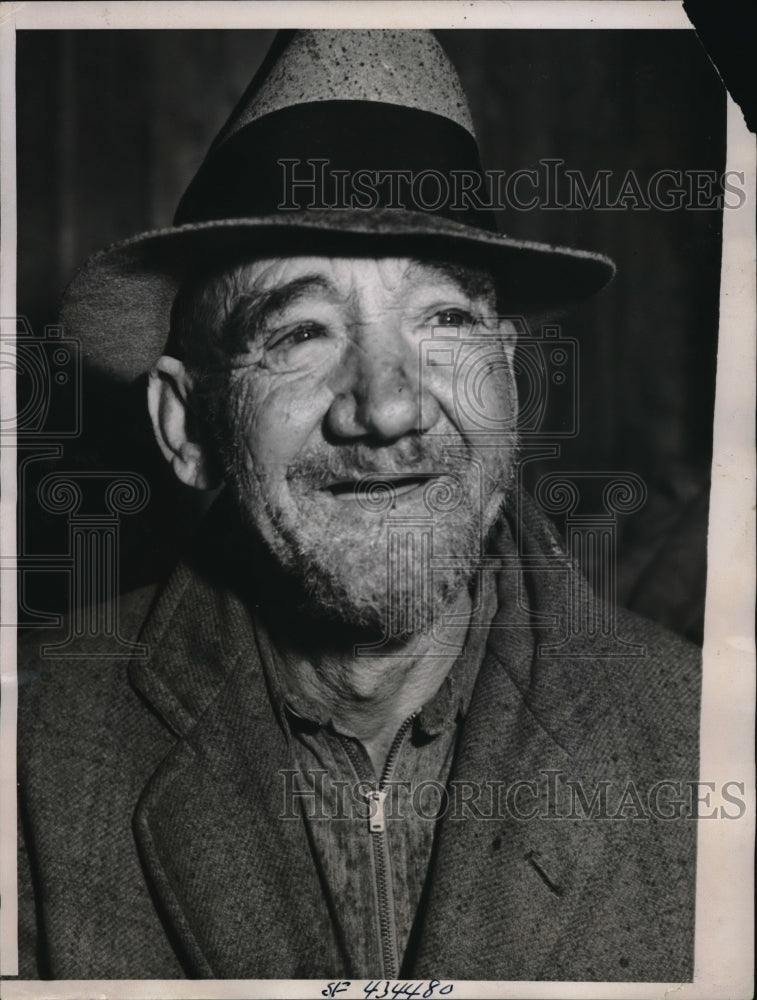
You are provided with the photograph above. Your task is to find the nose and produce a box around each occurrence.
[325,328,440,442]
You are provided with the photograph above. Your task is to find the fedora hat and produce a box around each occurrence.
[60,29,615,382]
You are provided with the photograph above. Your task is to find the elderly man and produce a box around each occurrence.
[17,30,700,983]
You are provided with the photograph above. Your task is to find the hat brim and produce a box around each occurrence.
[60,209,615,382]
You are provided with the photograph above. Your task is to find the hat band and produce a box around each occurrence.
[175,100,497,232]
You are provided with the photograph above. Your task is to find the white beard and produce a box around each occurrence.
[224,433,516,640]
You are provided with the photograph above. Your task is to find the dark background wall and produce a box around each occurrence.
[15,29,725,643]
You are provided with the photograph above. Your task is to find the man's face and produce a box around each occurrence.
[196,256,518,636]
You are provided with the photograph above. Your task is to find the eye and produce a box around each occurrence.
[432,308,476,328]
[267,322,327,351]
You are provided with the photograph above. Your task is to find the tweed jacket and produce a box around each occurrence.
[16,497,701,982]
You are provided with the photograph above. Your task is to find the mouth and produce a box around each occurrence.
[324,474,435,501]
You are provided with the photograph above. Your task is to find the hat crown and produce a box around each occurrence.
[216,29,476,146]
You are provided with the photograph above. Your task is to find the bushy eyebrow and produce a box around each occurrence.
[219,260,498,355]
[405,259,497,303]
[222,274,338,353]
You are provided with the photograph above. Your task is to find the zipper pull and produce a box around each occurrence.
[366,788,388,833]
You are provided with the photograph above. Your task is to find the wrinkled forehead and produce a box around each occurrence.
[168,253,501,365]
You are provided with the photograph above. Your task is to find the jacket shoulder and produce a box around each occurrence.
[612,607,702,719]
[17,582,159,747]
[574,608,702,777]
[16,581,185,979]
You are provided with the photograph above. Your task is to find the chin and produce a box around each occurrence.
[226,453,513,640]
[280,510,487,641]
[290,559,471,645]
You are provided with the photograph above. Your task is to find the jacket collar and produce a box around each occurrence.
[128,490,582,741]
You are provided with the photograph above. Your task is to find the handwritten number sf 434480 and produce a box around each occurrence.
[322,982,453,998]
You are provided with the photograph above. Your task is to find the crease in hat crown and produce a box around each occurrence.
[213,29,476,146]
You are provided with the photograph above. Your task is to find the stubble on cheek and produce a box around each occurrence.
[207,359,518,635]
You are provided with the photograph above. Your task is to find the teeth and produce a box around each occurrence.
[326,476,430,498]
[328,481,359,497]
[387,477,425,495]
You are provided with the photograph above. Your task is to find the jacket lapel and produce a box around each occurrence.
[128,559,344,978]
[409,498,611,979]
[409,650,608,979]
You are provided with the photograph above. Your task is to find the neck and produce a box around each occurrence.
[268,588,474,775]
[195,496,477,773]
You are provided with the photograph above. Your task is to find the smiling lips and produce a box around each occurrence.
[325,473,439,500]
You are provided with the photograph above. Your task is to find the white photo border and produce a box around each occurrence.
[0,3,753,998]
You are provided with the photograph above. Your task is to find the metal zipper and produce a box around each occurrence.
[341,714,415,979]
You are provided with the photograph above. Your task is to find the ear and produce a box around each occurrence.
[147,356,221,490]
[498,318,518,364]
[498,318,520,417]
